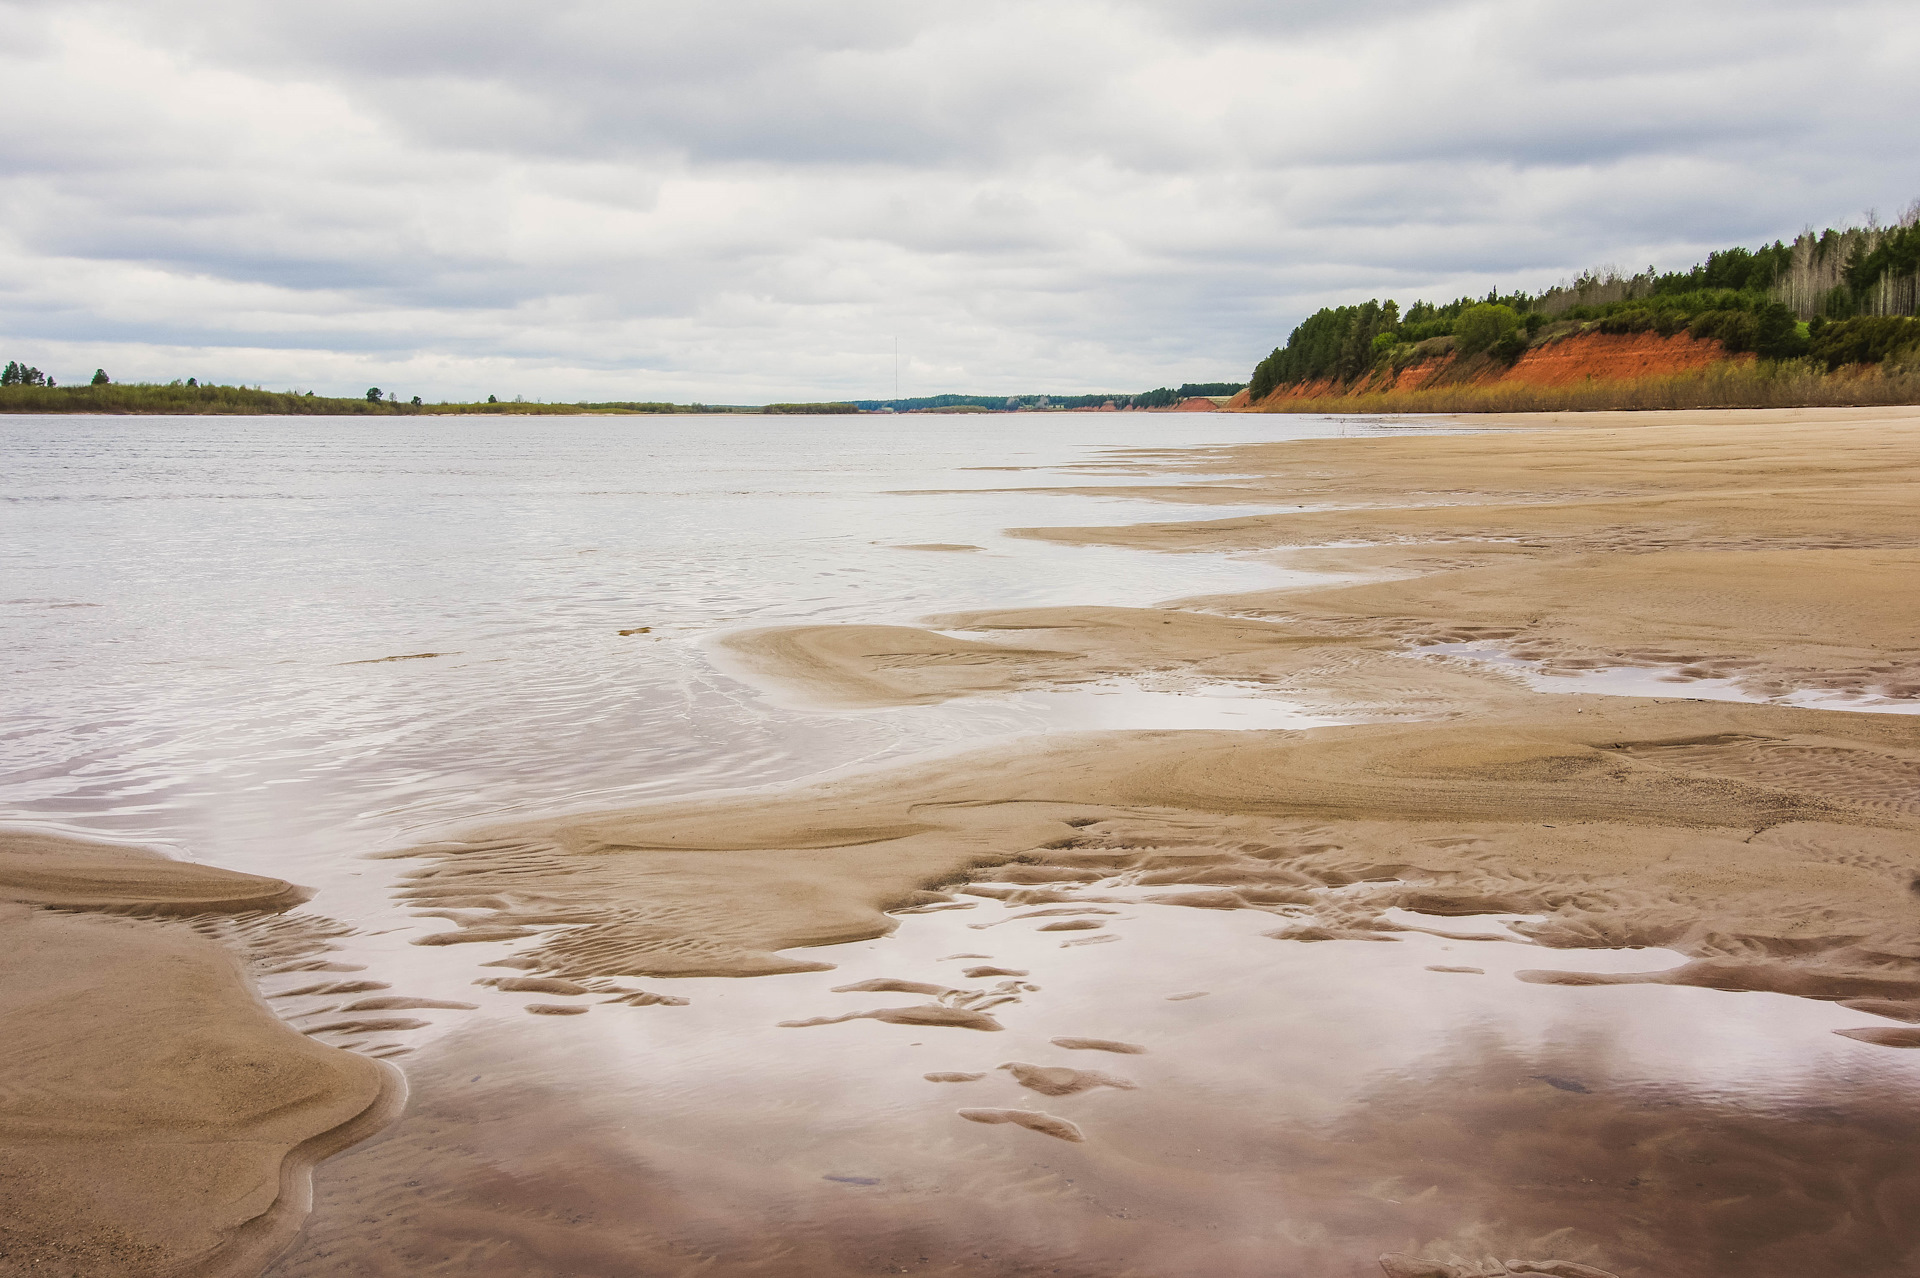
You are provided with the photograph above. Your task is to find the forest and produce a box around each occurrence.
[1248,208,1920,400]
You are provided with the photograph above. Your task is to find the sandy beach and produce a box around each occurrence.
[5,406,1919,1277]
[0,831,404,1276]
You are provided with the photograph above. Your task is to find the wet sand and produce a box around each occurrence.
[394,696,1920,1002]
[267,409,1920,1278]
[0,831,403,1276]
[12,407,1920,1277]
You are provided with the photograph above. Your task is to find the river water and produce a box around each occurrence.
[0,411,1379,875]
[5,413,1917,1278]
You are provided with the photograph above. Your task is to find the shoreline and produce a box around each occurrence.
[0,830,406,1276]
[6,405,1918,1276]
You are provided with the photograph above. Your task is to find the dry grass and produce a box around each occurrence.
[1256,360,1920,414]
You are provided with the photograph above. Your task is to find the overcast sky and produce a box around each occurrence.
[1,0,1915,401]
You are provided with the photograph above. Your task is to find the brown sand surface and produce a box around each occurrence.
[0,828,316,913]
[396,697,1919,1000]
[0,831,400,1277]
[708,609,1496,717]
[716,410,1919,712]
[1001,406,1920,509]
[1192,547,1920,702]
[64,407,1920,1277]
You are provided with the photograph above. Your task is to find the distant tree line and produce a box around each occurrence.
[2,370,1252,418]
[2,360,53,386]
[847,383,1244,413]
[1248,203,1920,399]
[0,378,757,415]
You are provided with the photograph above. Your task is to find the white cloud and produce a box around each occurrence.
[0,0,1914,399]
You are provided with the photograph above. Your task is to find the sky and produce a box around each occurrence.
[1,0,1916,403]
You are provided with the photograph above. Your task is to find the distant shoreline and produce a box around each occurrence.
[0,384,1244,417]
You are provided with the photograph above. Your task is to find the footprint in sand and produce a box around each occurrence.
[1061,933,1117,947]
[1051,1036,1147,1054]
[957,1108,1084,1142]
[1424,965,1485,975]
[526,1003,588,1016]
[962,966,1028,978]
[1038,919,1103,932]
[999,1061,1136,1096]
[924,1071,986,1082]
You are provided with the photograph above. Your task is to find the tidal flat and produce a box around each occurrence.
[3,407,1918,1278]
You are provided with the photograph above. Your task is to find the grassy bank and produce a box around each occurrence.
[0,383,747,415]
[1256,358,1920,414]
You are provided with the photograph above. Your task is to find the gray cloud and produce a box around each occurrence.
[0,0,1915,400]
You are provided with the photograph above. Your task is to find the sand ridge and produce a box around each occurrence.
[715,412,1920,714]
[388,413,1919,1044]
[711,605,1513,719]
[390,698,1920,1014]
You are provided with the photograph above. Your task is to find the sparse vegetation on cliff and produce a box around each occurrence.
[1255,356,1920,415]
[1249,204,1920,406]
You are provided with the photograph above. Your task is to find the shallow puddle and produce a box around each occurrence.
[266,872,1920,1278]
[1414,642,1920,715]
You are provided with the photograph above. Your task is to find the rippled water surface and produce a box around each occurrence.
[3,411,1387,870]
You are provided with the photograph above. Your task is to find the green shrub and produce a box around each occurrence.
[1455,304,1520,356]
[1490,330,1528,364]
[1808,316,1920,370]
[1753,302,1809,360]
[1688,309,1759,352]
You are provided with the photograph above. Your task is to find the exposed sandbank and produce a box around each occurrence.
[396,697,1919,1010]
[719,410,1919,711]
[405,407,1920,1011]
[0,830,401,1277]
